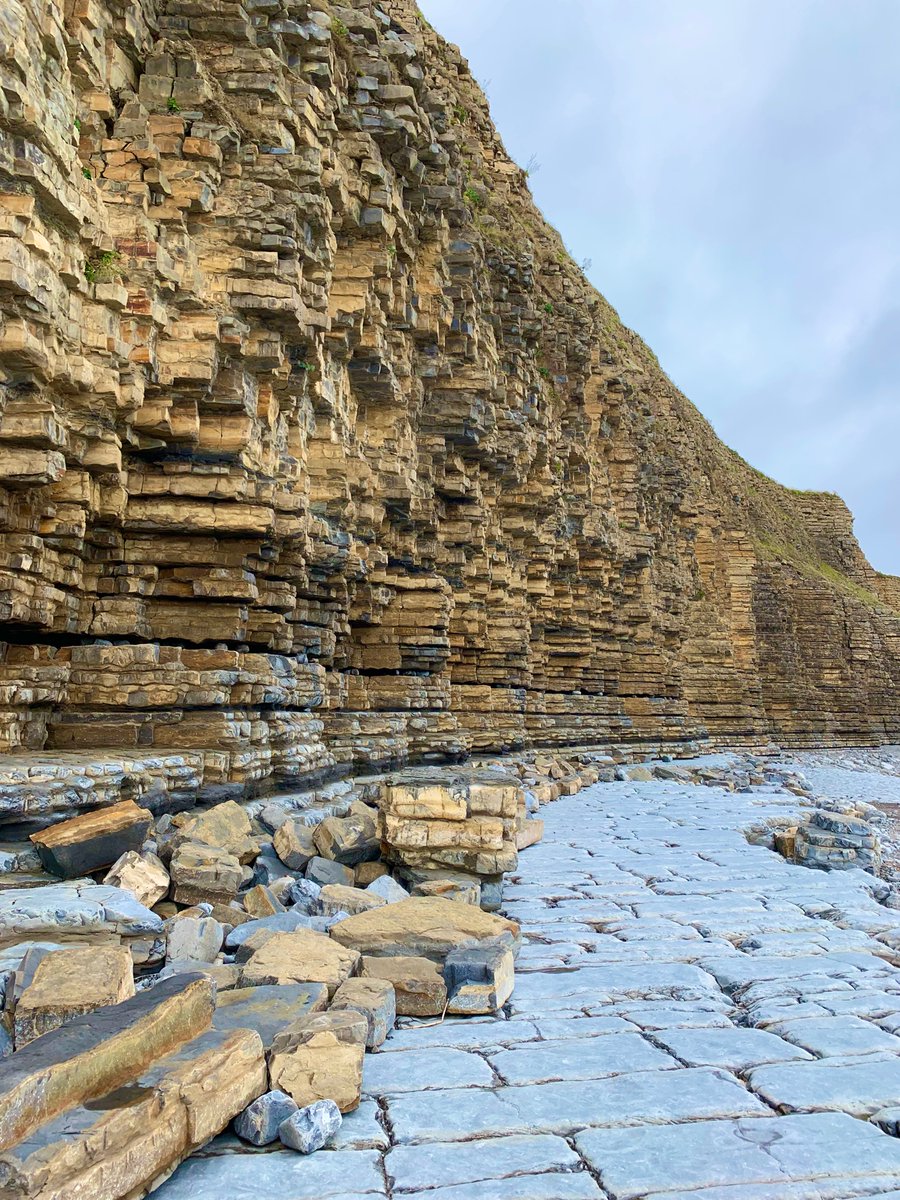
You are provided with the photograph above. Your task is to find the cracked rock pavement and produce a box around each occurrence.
[155,751,900,1198]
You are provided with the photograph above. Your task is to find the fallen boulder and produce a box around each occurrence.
[360,955,447,1016]
[329,896,520,961]
[104,850,170,909]
[240,929,359,996]
[13,944,134,1047]
[330,977,395,1048]
[29,800,152,879]
[268,1010,366,1112]
[0,882,164,965]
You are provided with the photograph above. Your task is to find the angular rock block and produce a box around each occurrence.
[366,875,410,903]
[306,857,354,888]
[234,1089,298,1146]
[313,805,379,866]
[169,801,259,865]
[274,819,317,871]
[319,883,386,918]
[411,877,481,905]
[443,935,515,1014]
[30,800,152,879]
[0,882,164,964]
[269,1010,367,1113]
[279,1099,342,1153]
[240,929,359,996]
[329,896,520,961]
[170,842,243,906]
[166,915,224,965]
[330,977,396,1048]
[13,944,135,1047]
[104,850,170,909]
[361,955,448,1017]
[0,1026,265,1198]
[243,883,285,918]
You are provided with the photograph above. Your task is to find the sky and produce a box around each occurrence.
[418,0,900,574]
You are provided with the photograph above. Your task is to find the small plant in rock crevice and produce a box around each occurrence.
[84,250,124,284]
[331,16,349,40]
[166,97,181,113]
[464,185,485,209]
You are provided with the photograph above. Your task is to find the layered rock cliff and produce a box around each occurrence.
[1,0,898,802]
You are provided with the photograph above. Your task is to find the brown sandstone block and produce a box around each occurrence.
[268,1010,367,1113]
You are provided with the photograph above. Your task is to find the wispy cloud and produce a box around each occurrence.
[420,0,900,572]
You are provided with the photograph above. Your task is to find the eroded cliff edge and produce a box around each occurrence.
[1,0,898,802]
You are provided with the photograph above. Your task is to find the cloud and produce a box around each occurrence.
[419,0,900,572]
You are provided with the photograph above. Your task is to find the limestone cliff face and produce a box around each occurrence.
[1,0,898,795]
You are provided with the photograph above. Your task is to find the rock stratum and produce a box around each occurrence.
[2,0,899,807]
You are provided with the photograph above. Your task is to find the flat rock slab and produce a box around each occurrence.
[385,1132,582,1192]
[408,1174,606,1199]
[770,1014,900,1058]
[385,1067,768,1143]
[489,1032,676,1084]
[576,1112,900,1200]
[363,1046,494,1095]
[748,1055,900,1116]
[652,1026,812,1071]
[0,973,214,1149]
[151,1148,386,1199]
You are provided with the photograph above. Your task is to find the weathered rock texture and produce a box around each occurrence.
[1,0,899,811]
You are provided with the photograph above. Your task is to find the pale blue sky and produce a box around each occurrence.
[418,0,900,573]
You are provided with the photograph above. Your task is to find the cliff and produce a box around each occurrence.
[1,0,898,803]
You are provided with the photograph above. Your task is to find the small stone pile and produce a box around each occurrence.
[0,751,574,1199]
[786,808,883,875]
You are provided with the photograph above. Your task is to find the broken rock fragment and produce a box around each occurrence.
[13,944,135,1046]
[313,805,379,866]
[273,819,317,871]
[240,929,359,995]
[361,954,447,1017]
[329,896,520,961]
[104,849,170,909]
[330,976,396,1048]
[268,1010,367,1112]
[443,934,516,1014]
[279,1099,342,1153]
[319,883,386,917]
[30,800,152,879]
[170,842,243,906]
[234,1089,298,1146]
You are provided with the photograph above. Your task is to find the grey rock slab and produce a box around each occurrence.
[614,1002,734,1029]
[385,1132,580,1192]
[382,1018,540,1052]
[490,1032,676,1084]
[362,1046,495,1095]
[386,1067,768,1144]
[748,1055,900,1116]
[576,1111,900,1200]
[530,1014,637,1039]
[652,1026,812,1070]
[413,1174,605,1200]
[771,1014,900,1057]
[329,1099,389,1151]
[152,1149,386,1198]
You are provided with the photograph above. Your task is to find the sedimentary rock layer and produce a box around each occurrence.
[1,0,898,805]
